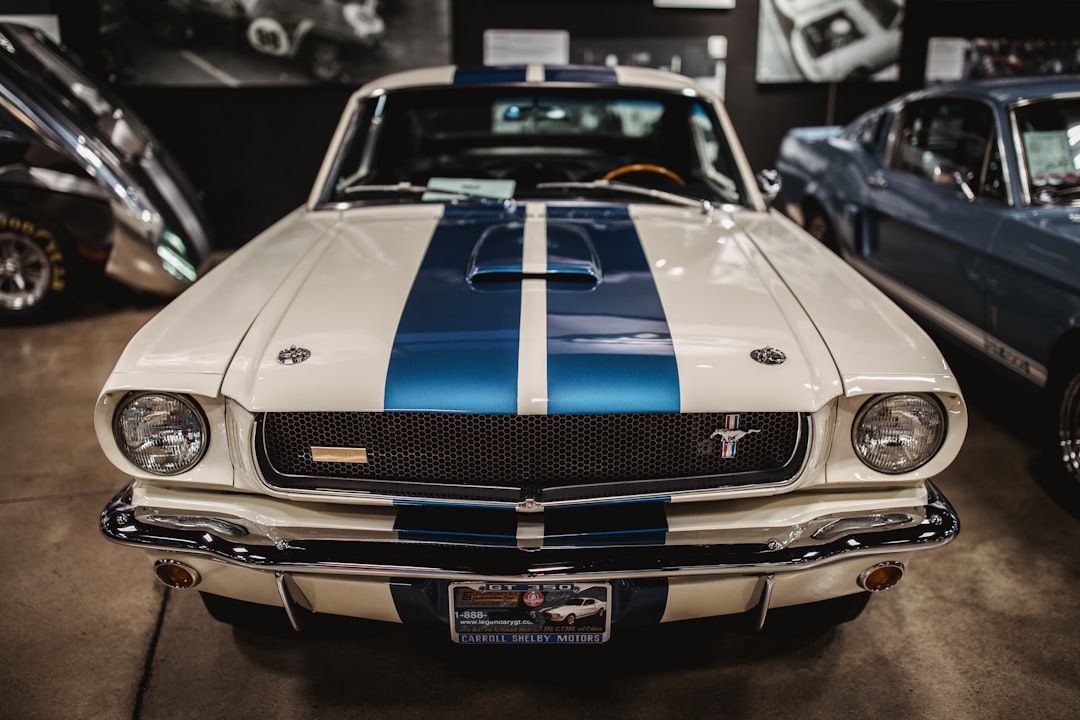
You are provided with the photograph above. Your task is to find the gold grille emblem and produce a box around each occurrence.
[311,447,368,463]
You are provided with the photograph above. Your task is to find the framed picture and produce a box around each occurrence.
[927,37,1080,82]
[756,0,905,84]
[653,1,735,8]
[0,0,59,43]
[100,0,451,86]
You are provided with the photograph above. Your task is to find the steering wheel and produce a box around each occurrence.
[601,163,686,186]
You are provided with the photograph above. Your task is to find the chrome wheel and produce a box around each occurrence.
[1057,372,1080,484]
[0,231,51,312]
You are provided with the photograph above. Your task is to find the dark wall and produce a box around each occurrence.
[452,0,1080,170]
[49,0,1080,248]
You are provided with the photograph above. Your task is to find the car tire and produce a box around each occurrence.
[804,206,840,255]
[1051,365,1080,486]
[565,613,577,626]
[760,592,871,637]
[0,213,80,325]
[199,592,298,636]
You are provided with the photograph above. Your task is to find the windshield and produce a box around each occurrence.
[1015,97,1080,206]
[321,85,746,207]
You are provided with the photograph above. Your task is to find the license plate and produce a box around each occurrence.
[450,582,611,644]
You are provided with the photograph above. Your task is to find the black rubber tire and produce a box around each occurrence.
[0,212,81,325]
[804,206,840,255]
[761,592,871,637]
[1049,366,1080,486]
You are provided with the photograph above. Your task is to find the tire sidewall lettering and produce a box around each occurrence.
[0,214,67,294]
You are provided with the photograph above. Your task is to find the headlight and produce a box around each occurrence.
[853,394,945,474]
[114,392,208,474]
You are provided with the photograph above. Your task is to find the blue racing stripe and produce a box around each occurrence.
[453,65,528,84]
[393,505,518,546]
[544,500,669,547]
[546,206,680,413]
[545,65,619,84]
[385,205,526,412]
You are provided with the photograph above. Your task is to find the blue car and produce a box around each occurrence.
[775,76,1080,485]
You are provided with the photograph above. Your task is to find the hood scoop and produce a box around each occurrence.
[467,222,600,289]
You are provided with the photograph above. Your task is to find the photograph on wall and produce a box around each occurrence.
[99,0,450,86]
[926,37,1080,83]
[755,0,904,83]
[570,36,728,98]
[653,1,735,8]
[0,13,59,43]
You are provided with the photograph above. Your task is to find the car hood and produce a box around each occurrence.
[110,202,957,412]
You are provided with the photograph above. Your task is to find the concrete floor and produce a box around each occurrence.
[2,294,1079,720]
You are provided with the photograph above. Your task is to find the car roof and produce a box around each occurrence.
[354,64,712,97]
[909,76,1080,106]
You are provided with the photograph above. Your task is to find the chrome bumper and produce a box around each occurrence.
[100,482,959,580]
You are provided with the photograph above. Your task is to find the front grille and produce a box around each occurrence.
[255,411,809,504]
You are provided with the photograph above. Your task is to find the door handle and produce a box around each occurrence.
[867,174,889,189]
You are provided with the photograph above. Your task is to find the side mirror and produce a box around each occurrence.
[756,169,781,204]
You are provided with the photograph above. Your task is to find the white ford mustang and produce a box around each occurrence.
[97,64,965,644]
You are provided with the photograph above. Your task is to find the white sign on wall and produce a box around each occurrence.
[483,29,571,65]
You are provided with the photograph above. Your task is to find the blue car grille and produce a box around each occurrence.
[255,411,809,504]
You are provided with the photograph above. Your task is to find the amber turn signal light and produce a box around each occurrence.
[858,561,905,592]
[154,559,201,589]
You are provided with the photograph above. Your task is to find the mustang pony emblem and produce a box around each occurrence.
[700,414,761,458]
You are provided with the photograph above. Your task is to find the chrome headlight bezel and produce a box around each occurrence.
[113,392,209,475]
[852,393,947,474]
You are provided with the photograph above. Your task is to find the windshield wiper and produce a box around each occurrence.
[535,179,714,214]
[339,181,513,207]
